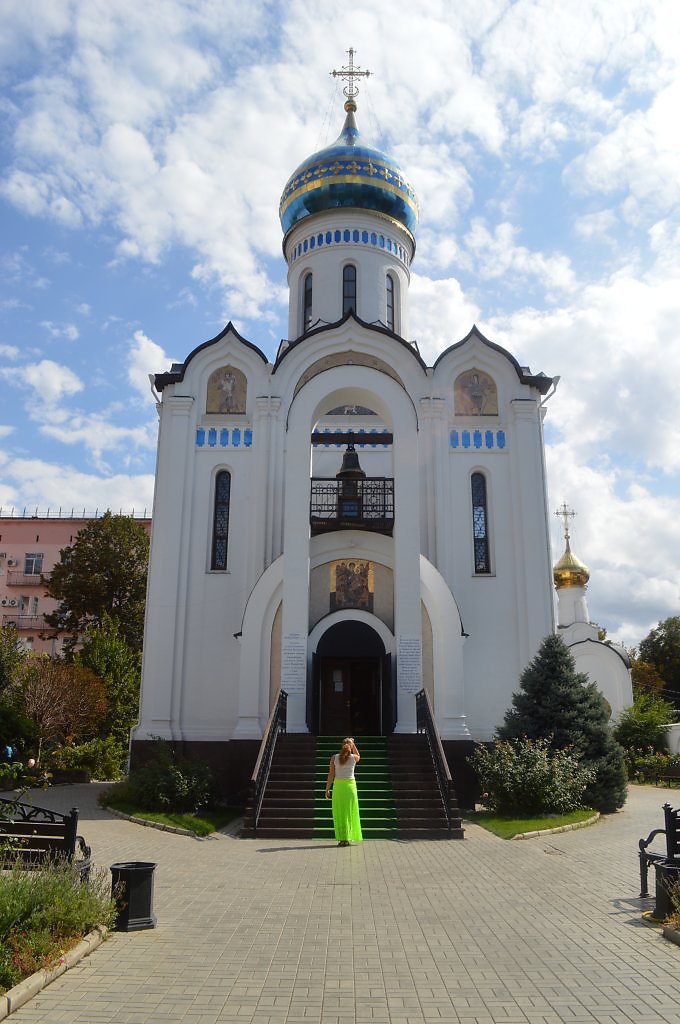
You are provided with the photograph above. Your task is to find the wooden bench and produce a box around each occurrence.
[0,797,91,878]
[658,761,680,787]
[638,802,679,897]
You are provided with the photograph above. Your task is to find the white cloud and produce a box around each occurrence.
[464,220,577,296]
[0,458,154,516]
[127,330,175,401]
[409,275,481,362]
[0,345,20,358]
[40,321,79,341]
[6,359,83,404]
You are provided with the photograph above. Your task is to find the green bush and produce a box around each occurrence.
[47,736,126,781]
[613,692,676,751]
[622,747,678,784]
[469,737,595,816]
[125,741,215,813]
[0,859,116,992]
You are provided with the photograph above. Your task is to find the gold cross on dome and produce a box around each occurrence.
[331,47,371,101]
[555,502,576,542]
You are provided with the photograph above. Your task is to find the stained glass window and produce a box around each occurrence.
[471,472,490,574]
[342,264,356,315]
[303,272,313,331]
[386,274,395,331]
[211,471,231,571]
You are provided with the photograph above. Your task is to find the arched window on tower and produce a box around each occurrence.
[302,272,313,332]
[471,472,490,574]
[386,273,395,332]
[211,470,231,571]
[342,264,357,316]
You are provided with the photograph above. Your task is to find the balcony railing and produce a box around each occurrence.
[6,571,49,586]
[1,614,50,631]
[310,477,394,535]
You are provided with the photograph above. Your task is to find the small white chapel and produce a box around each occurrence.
[132,55,631,798]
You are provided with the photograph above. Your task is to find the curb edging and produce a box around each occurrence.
[0,925,108,1021]
[512,813,600,840]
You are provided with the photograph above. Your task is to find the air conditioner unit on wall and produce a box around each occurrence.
[0,599,7,606]
[6,559,17,567]
[8,599,18,607]
[0,552,6,558]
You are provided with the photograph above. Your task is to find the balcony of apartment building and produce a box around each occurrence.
[5,570,50,586]
[1,613,50,631]
[309,440,394,537]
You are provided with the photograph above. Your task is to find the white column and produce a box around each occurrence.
[393,419,422,732]
[509,398,555,667]
[280,416,312,732]
[137,395,194,740]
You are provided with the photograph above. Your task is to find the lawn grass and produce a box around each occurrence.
[100,795,241,837]
[465,807,596,839]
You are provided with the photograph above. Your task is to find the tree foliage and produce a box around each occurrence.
[613,690,676,751]
[637,616,680,710]
[0,627,33,750]
[75,614,141,751]
[18,658,107,760]
[498,633,628,813]
[44,512,149,650]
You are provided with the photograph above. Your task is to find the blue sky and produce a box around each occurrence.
[1,0,679,649]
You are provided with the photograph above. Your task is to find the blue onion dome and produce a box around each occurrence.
[279,99,419,240]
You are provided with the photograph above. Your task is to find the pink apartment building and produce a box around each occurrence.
[0,512,151,654]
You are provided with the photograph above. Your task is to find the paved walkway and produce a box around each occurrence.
[8,783,680,1024]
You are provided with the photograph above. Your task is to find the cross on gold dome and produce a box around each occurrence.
[555,502,576,543]
[331,47,371,104]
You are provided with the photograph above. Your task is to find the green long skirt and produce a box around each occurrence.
[332,779,363,842]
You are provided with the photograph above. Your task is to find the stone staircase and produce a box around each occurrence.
[246,733,463,839]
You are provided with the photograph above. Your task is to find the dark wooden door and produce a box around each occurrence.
[319,658,380,734]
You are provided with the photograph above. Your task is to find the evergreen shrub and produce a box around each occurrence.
[469,737,594,816]
[498,634,628,813]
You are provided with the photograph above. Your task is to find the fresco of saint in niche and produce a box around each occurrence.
[454,369,498,416]
[206,365,247,414]
[330,560,374,612]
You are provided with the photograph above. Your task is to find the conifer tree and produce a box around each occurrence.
[498,633,627,813]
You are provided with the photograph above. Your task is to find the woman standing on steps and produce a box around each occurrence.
[325,737,363,846]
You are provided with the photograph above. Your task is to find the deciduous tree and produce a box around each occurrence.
[44,512,149,651]
[637,616,680,710]
[19,659,107,761]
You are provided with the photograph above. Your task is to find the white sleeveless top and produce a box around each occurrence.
[334,753,357,780]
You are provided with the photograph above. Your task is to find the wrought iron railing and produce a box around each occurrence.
[416,689,453,834]
[310,477,394,534]
[245,689,288,835]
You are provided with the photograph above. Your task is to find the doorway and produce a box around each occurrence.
[320,657,380,734]
[310,620,395,735]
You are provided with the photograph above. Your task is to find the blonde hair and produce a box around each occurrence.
[338,738,353,765]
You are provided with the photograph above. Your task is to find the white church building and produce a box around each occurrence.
[133,70,631,803]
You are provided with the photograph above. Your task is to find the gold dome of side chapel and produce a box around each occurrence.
[553,538,590,590]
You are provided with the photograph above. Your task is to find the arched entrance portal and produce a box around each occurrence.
[311,621,394,736]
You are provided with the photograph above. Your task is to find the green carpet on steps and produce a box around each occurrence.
[313,736,397,839]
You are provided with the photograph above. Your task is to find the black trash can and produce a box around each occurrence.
[110,861,157,931]
[653,861,680,921]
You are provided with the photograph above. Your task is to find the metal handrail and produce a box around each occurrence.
[416,689,452,834]
[247,689,288,834]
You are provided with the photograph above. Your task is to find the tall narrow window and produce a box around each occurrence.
[211,471,231,570]
[386,273,395,331]
[342,264,356,315]
[471,473,490,574]
[302,272,313,331]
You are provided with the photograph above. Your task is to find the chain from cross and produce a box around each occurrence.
[555,502,576,542]
[331,47,371,101]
